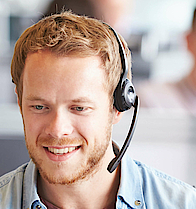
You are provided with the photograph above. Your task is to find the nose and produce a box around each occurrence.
[44,109,74,139]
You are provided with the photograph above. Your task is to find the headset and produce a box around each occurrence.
[105,24,140,173]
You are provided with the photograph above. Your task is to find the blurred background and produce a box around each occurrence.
[1,0,196,186]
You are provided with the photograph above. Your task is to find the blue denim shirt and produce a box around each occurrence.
[1,154,196,209]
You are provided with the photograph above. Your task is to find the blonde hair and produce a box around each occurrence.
[11,11,132,107]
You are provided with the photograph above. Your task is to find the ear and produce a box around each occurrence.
[112,108,124,125]
[14,87,19,105]
[186,32,192,52]
[14,87,22,113]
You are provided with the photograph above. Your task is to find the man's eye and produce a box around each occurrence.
[75,107,84,111]
[35,105,44,110]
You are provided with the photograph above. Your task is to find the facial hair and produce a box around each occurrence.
[24,113,113,185]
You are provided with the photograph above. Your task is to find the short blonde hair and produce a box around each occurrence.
[11,11,132,107]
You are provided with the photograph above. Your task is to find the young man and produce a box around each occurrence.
[0,11,196,209]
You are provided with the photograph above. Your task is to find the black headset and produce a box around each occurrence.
[105,24,140,173]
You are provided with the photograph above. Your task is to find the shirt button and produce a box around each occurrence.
[134,200,141,206]
[36,206,42,209]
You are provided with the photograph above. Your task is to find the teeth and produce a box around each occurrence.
[48,147,77,155]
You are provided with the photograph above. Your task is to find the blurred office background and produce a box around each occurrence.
[1,0,196,186]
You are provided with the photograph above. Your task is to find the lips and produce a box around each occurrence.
[47,146,80,155]
[44,146,81,162]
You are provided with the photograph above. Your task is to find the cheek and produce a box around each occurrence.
[76,114,109,141]
[22,112,44,140]
[75,118,96,141]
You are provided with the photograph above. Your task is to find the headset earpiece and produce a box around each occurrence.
[114,78,136,112]
[106,24,136,112]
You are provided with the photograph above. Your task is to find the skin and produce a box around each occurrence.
[186,27,196,89]
[18,50,123,208]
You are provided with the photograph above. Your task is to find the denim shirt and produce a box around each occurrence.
[1,154,196,209]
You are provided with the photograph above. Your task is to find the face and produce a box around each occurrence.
[21,51,120,185]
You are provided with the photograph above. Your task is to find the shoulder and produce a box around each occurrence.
[134,159,193,188]
[134,160,196,207]
[0,163,28,208]
[0,163,28,188]
[120,155,196,208]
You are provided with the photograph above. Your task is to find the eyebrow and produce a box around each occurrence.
[25,95,47,102]
[71,97,95,104]
[24,95,96,104]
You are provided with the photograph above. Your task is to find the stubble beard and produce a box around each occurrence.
[24,118,113,185]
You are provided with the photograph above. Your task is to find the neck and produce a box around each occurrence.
[37,143,120,209]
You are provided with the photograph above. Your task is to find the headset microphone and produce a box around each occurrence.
[104,23,140,173]
[108,96,139,173]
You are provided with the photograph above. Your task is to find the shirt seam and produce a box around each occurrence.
[135,160,196,191]
[0,164,27,188]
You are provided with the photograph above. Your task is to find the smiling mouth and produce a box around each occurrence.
[46,146,80,155]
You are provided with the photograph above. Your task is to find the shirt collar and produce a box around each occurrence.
[21,147,145,208]
[117,150,144,208]
[22,160,45,208]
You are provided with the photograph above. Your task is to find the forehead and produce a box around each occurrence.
[23,51,104,79]
[22,51,108,101]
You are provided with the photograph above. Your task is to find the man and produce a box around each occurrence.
[137,8,196,116]
[0,11,196,209]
